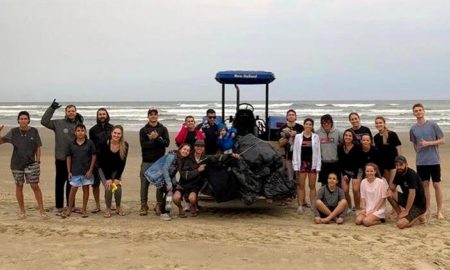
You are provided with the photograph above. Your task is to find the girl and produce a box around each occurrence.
[338,129,363,211]
[360,133,382,176]
[313,172,347,224]
[145,143,191,221]
[292,118,321,213]
[98,125,129,218]
[356,163,388,226]
[348,112,372,143]
[374,116,402,184]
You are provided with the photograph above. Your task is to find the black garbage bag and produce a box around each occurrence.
[264,168,296,199]
[206,165,241,203]
[231,159,262,205]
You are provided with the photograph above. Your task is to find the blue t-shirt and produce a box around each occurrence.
[410,121,444,165]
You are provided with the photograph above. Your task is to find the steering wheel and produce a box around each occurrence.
[238,103,254,112]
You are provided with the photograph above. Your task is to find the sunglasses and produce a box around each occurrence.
[208,116,216,119]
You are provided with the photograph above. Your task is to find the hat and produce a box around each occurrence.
[147,107,158,115]
[217,122,226,131]
[194,139,205,146]
[394,155,407,164]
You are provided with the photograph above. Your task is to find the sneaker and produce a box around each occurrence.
[297,206,304,214]
[160,213,172,221]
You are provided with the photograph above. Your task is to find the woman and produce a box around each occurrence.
[360,133,382,176]
[145,143,191,221]
[98,125,128,218]
[313,172,347,224]
[374,116,402,184]
[355,163,388,227]
[338,129,363,211]
[348,112,372,143]
[175,116,205,149]
[292,118,321,213]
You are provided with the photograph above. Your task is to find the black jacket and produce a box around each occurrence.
[139,122,170,163]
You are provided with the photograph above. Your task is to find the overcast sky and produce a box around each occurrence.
[1,0,449,102]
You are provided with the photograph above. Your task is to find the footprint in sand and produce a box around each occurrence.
[352,234,363,241]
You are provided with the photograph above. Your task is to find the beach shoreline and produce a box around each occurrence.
[0,128,449,269]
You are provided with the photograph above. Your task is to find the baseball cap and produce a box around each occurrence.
[194,139,205,146]
[394,155,407,164]
[147,107,158,115]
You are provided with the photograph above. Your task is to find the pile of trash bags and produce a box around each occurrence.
[205,134,295,205]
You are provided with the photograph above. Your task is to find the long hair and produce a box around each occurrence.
[365,162,382,178]
[375,116,389,145]
[111,125,128,160]
[96,108,110,124]
[177,143,191,171]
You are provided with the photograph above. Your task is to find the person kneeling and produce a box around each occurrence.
[313,173,347,224]
[387,156,427,229]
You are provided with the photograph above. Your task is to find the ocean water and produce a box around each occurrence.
[0,100,449,133]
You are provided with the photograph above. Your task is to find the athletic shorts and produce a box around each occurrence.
[11,162,40,185]
[417,165,441,182]
[70,175,94,187]
[397,193,426,222]
[299,161,316,173]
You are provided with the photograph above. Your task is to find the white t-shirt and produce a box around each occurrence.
[360,177,388,219]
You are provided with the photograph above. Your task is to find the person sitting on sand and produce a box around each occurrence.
[98,125,128,218]
[0,111,47,219]
[355,163,388,227]
[387,156,427,229]
[64,124,97,218]
[313,172,347,224]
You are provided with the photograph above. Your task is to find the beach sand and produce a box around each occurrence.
[0,128,449,270]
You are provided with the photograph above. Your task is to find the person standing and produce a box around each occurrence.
[175,115,204,149]
[348,112,372,143]
[98,125,128,218]
[0,111,47,219]
[387,156,427,229]
[89,108,114,213]
[317,114,342,186]
[41,99,83,215]
[292,118,321,213]
[197,109,219,155]
[139,107,170,216]
[278,109,304,202]
[410,103,445,220]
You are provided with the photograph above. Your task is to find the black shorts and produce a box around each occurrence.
[397,193,426,222]
[319,161,341,185]
[92,167,101,187]
[417,165,441,182]
[319,205,336,218]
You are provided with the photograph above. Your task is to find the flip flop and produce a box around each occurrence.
[190,211,198,217]
[104,210,112,218]
[81,211,88,218]
[91,208,101,214]
[40,211,49,219]
[179,212,187,218]
[116,208,125,216]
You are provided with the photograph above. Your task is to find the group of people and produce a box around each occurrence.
[0,101,445,228]
[280,104,444,228]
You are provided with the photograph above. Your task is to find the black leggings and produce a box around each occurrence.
[55,159,71,209]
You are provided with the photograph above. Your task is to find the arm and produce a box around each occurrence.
[35,146,41,163]
[399,189,416,218]
[66,156,72,180]
[291,134,301,171]
[175,125,188,147]
[162,155,174,190]
[40,106,57,130]
[86,154,96,179]
[114,143,129,179]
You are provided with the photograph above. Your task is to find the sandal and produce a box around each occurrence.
[91,208,101,214]
[153,203,161,216]
[104,209,112,218]
[81,211,88,218]
[116,208,125,216]
[40,211,49,219]
[139,204,149,216]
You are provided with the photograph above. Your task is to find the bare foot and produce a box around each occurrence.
[40,210,49,219]
[336,217,344,224]
[18,212,26,220]
[320,218,330,224]
[437,212,445,220]
[314,217,322,224]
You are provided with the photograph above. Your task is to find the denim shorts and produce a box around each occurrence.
[70,175,94,187]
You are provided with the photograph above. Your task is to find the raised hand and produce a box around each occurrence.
[50,99,62,109]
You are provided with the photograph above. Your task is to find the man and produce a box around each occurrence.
[387,156,427,229]
[198,109,219,155]
[41,99,83,215]
[89,108,113,213]
[278,109,304,205]
[316,114,342,186]
[139,107,170,216]
[410,103,445,220]
[0,111,47,219]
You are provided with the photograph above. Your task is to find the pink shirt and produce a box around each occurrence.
[360,177,388,219]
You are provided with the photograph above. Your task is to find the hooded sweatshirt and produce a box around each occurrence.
[41,106,83,160]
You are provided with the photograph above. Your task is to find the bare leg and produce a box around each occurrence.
[30,183,47,218]
[297,173,307,208]
[355,212,365,225]
[307,172,317,209]
[66,186,78,216]
[341,178,352,209]
[423,181,431,220]
[16,184,25,218]
[92,185,101,211]
[172,191,185,217]
[189,192,199,216]
[352,178,361,209]
[433,182,444,219]
[362,214,382,227]
[82,185,90,217]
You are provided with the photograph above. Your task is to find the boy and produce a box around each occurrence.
[217,123,237,154]
[313,172,347,224]
[0,111,47,219]
[65,124,96,218]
